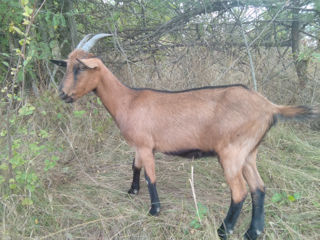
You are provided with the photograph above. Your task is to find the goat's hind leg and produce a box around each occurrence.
[218,154,248,240]
[128,157,141,195]
[243,149,265,240]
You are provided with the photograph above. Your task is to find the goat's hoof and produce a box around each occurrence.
[217,225,228,240]
[128,188,139,195]
[244,228,262,240]
[148,205,160,216]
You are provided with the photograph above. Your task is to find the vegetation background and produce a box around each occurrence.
[0,0,319,239]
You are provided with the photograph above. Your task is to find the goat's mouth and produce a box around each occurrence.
[59,91,74,103]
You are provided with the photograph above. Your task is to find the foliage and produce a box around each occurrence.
[0,90,61,206]
[0,0,69,88]
[271,191,301,204]
[189,202,208,230]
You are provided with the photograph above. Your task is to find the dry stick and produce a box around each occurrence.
[236,2,257,90]
[189,166,201,224]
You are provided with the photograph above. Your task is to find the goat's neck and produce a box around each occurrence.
[96,66,135,126]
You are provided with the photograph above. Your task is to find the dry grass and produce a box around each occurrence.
[1,49,320,239]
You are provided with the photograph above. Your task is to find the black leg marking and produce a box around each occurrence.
[145,173,160,216]
[244,188,265,240]
[128,158,141,195]
[218,198,246,240]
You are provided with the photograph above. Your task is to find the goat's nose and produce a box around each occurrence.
[65,96,74,103]
[59,91,68,100]
[59,91,74,103]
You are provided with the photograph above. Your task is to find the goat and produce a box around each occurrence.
[51,33,318,240]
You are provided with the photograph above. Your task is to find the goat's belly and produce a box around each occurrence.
[164,149,217,159]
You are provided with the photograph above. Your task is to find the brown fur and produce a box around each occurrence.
[55,47,319,238]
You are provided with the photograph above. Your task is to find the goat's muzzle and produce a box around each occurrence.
[59,91,74,103]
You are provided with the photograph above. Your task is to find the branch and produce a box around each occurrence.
[139,1,240,42]
[234,2,257,90]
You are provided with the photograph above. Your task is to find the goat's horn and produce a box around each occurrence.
[80,33,113,52]
[76,34,93,49]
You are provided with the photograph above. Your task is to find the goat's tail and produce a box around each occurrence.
[275,105,319,121]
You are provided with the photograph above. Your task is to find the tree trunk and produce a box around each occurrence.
[291,0,309,90]
[64,0,78,49]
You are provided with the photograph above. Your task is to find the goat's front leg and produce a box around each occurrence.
[138,148,160,216]
[128,158,141,195]
[145,170,160,216]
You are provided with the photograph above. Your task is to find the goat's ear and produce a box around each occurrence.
[50,59,67,67]
[76,58,99,69]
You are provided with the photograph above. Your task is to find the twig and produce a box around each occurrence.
[11,0,47,100]
[236,1,257,90]
[189,166,201,224]
[110,220,143,240]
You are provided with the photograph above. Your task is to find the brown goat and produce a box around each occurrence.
[51,33,318,240]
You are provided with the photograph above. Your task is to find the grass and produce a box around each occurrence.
[0,92,319,240]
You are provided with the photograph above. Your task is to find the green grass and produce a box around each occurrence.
[1,92,319,239]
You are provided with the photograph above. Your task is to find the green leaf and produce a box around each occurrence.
[0,129,7,137]
[197,203,208,217]
[19,38,25,46]
[287,195,296,202]
[44,160,56,171]
[10,154,25,168]
[17,70,24,83]
[21,0,29,5]
[39,129,49,138]
[293,193,301,200]
[23,5,33,17]
[49,40,58,49]
[73,110,86,117]
[53,14,59,27]
[0,163,8,170]
[11,26,24,36]
[18,103,35,116]
[59,13,66,27]
[312,52,320,62]
[271,193,283,203]
[1,53,10,57]
[0,175,5,184]
[21,197,33,206]
[2,61,9,67]
[189,219,201,229]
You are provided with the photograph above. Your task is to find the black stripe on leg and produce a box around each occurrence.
[244,188,265,240]
[145,173,160,216]
[128,158,141,195]
[218,197,246,239]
